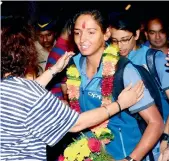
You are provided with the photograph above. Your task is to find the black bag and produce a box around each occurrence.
[113,55,163,161]
[146,48,168,100]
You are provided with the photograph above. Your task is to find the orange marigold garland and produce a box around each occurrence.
[66,65,81,113]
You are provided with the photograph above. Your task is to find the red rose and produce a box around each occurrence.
[70,101,81,113]
[88,138,101,152]
[84,158,92,161]
[58,155,65,161]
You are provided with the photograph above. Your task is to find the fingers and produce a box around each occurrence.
[132,81,144,102]
[60,51,75,61]
[61,51,69,59]
[136,93,144,102]
[65,51,75,59]
[158,154,162,161]
[136,86,144,101]
[58,51,75,67]
[63,51,75,68]
[132,80,143,92]
[122,83,132,92]
[135,81,144,97]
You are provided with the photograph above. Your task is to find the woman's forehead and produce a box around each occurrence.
[75,15,99,28]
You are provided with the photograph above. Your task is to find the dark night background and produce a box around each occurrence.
[1,1,169,161]
[2,1,169,25]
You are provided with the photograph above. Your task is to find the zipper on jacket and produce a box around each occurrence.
[119,127,127,157]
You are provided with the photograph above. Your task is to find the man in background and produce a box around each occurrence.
[45,14,75,101]
[34,15,57,75]
[144,15,169,55]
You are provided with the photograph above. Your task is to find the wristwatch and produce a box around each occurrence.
[125,156,136,161]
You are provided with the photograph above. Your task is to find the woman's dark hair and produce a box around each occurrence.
[72,9,109,34]
[1,16,38,78]
[109,12,141,36]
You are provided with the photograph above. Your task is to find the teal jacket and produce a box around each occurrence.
[72,53,154,160]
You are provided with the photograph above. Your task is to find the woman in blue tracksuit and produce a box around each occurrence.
[67,9,163,161]
[108,12,169,161]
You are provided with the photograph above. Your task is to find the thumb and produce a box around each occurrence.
[63,51,75,60]
[57,52,68,62]
[62,51,69,59]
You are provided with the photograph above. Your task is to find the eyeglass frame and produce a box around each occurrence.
[111,35,134,45]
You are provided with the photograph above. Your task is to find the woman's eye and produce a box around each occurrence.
[74,32,80,35]
[89,32,95,34]
[121,39,128,43]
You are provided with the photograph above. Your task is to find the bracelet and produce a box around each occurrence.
[102,105,111,118]
[125,156,136,161]
[161,133,169,141]
[48,67,57,77]
[116,101,122,112]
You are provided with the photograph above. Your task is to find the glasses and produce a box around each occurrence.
[111,35,133,45]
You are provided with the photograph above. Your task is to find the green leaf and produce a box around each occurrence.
[98,133,114,140]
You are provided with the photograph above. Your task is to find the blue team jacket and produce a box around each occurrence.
[72,54,142,160]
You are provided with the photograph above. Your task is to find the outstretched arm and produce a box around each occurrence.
[70,81,144,132]
[35,51,75,87]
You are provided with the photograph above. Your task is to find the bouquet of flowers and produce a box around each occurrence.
[58,133,114,161]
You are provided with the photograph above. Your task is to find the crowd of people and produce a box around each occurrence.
[1,4,169,161]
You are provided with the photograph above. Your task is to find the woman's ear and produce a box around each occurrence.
[135,29,140,40]
[104,27,111,41]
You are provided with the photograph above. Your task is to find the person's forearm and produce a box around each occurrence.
[69,102,120,132]
[70,81,144,133]
[130,120,164,161]
[35,66,58,87]
[36,51,74,87]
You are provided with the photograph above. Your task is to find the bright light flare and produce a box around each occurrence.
[125,4,131,10]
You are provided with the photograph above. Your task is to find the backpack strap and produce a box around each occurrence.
[146,48,168,100]
[146,48,162,89]
[113,56,130,101]
[132,63,163,115]
[113,55,163,114]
